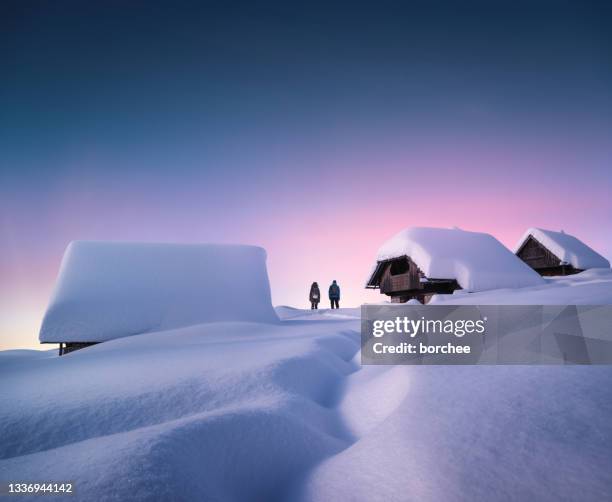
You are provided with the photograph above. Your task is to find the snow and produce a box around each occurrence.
[291,365,612,502]
[514,227,610,270]
[374,227,544,292]
[39,241,278,343]
[2,267,612,501]
[3,278,612,501]
[1,313,361,501]
[429,268,612,305]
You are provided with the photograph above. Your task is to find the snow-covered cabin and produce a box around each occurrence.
[366,227,544,303]
[514,228,610,276]
[40,241,279,354]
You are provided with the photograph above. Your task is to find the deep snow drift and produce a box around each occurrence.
[2,292,612,501]
[373,227,544,292]
[39,241,278,343]
[2,314,362,502]
[2,271,612,501]
[514,228,610,270]
[429,268,612,305]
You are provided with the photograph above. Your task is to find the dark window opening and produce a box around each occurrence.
[390,258,410,275]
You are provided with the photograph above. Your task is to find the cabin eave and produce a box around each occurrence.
[367,255,461,302]
[45,341,100,356]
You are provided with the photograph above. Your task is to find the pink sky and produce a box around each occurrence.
[2,138,611,350]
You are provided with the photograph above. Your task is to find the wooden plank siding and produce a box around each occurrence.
[373,256,461,303]
[516,235,582,276]
[516,235,561,269]
[379,256,422,295]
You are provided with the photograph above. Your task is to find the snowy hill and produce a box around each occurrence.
[2,316,361,501]
[2,269,612,500]
[429,268,612,305]
[2,284,612,501]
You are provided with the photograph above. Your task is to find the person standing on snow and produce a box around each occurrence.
[309,282,320,309]
[329,280,340,309]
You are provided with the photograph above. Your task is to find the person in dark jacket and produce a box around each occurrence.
[309,282,320,309]
[329,280,340,309]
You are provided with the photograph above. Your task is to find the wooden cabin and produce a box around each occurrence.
[40,241,279,356]
[515,235,578,276]
[366,227,544,303]
[515,228,610,277]
[366,255,460,303]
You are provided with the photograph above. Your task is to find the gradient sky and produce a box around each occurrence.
[1,1,611,349]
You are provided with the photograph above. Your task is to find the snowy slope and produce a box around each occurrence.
[2,299,612,501]
[1,317,361,502]
[429,268,612,305]
[373,227,544,292]
[39,241,278,343]
[275,305,361,321]
[291,365,612,502]
[514,228,610,270]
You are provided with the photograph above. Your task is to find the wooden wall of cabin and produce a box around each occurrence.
[516,236,583,276]
[376,256,460,302]
[379,257,422,295]
[516,236,561,270]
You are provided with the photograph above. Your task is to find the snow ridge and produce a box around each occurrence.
[2,307,612,501]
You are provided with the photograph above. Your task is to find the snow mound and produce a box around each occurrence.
[514,228,610,270]
[430,268,612,305]
[293,365,612,502]
[39,241,278,343]
[1,319,362,501]
[2,306,612,501]
[375,227,544,292]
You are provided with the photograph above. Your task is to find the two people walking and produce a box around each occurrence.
[309,280,340,309]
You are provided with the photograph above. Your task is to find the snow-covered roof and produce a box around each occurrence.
[514,228,610,270]
[370,227,544,292]
[40,241,278,343]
